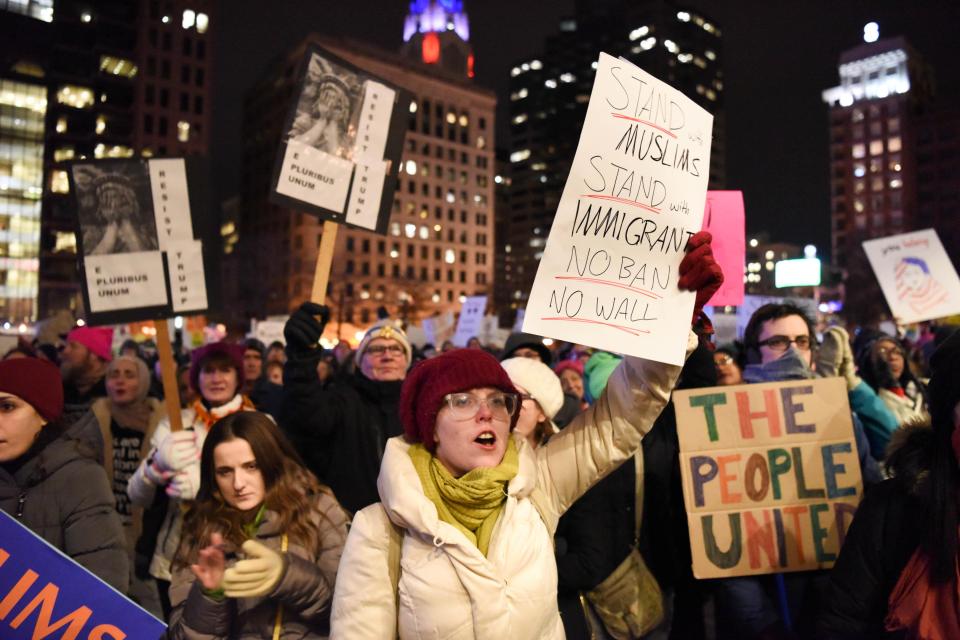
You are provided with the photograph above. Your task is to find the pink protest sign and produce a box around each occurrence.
[702,191,745,306]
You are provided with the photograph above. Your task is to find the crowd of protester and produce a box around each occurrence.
[2,234,960,638]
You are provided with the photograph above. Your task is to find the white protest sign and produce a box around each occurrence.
[276,140,353,212]
[862,229,960,324]
[85,251,168,313]
[523,52,713,366]
[453,296,488,346]
[167,240,208,313]
[148,159,193,249]
[253,319,288,346]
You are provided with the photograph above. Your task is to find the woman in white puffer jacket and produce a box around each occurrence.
[331,231,720,639]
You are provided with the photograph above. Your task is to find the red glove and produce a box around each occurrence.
[678,231,724,323]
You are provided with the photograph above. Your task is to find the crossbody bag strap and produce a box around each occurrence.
[633,451,644,546]
[272,533,289,640]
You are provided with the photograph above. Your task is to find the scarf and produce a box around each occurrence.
[743,348,814,383]
[192,394,256,429]
[106,356,153,432]
[408,439,518,556]
[885,547,960,639]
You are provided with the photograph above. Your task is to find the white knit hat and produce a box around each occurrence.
[500,357,564,419]
[355,320,413,367]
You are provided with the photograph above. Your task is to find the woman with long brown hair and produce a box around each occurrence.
[166,411,349,639]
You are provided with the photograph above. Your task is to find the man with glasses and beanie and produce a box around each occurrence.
[282,308,412,514]
[714,303,883,640]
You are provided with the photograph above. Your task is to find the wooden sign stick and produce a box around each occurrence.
[310,220,339,305]
[154,320,184,432]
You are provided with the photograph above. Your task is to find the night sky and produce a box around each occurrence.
[213,0,959,260]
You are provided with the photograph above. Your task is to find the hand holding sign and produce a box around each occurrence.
[678,231,724,322]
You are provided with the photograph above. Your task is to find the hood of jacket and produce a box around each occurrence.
[376,434,537,552]
[0,407,103,494]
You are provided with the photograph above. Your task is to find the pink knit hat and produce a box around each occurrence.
[66,326,114,362]
[399,349,519,453]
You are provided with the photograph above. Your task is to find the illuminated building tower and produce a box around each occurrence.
[237,35,495,330]
[822,26,960,322]
[400,0,474,79]
[822,33,932,272]
[496,0,725,314]
[0,1,214,322]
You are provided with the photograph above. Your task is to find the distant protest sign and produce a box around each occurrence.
[69,158,213,326]
[270,44,410,234]
[862,229,960,324]
[675,377,862,578]
[702,191,745,307]
[523,52,713,365]
[0,511,166,639]
[452,296,487,346]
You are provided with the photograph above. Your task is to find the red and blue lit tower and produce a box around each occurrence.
[401,0,474,78]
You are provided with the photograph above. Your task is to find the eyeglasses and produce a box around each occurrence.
[365,344,405,357]
[714,354,735,366]
[442,392,519,421]
[757,335,813,352]
[877,345,905,358]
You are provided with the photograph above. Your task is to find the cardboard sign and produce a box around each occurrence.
[862,229,960,324]
[68,158,213,325]
[270,45,410,235]
[702,191,745,306]
[0,511,166,639]
[452,296,487,346]
[674,378,862,578]
[523,52,713,366]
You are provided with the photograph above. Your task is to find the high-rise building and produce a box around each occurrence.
[236,35,496,329]
[821,35,932,271]
[821,31,960,322]
[0,0,214,323]
[496,0,726,314]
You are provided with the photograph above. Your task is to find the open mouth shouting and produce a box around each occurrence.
[474,430,497,449]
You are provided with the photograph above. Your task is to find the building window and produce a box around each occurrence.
[888,136,902,152]
[177,121,190,142]
[180,92,189,111]
[50,170,70,193]
[144,114,154,133]
[869,140,883,156]
[181,65,190,83]
[99,55,138,78]
[161,60,170,79]
[56,85,94,109]
[851,143,865,159]
[196,13,209,33]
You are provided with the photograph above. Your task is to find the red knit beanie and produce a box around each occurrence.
[190,342,246,392]
[0,357,64,422]
[400,349,519,452]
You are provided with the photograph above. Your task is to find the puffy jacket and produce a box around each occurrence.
[0,409,128,592]
[282,355,403,515]
[167,492,349,639]
[127,393,254,580]
[330,333,696,639]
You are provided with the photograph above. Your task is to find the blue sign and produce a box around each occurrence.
[0,510,166,639]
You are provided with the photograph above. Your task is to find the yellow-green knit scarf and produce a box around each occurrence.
[408,439,518,556]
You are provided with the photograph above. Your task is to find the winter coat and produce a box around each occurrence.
[91,396,166,553]
[816,425,929,640]
[166,493,350,640]
[281,356,403,515]
[0,409,129,592]
[330,333,696,640]
[127,393,254,581]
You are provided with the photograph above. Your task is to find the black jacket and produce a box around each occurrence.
[0,409,128,592]
[554,340,717,638]
[282,352,402,515]
[817,426,929,640]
